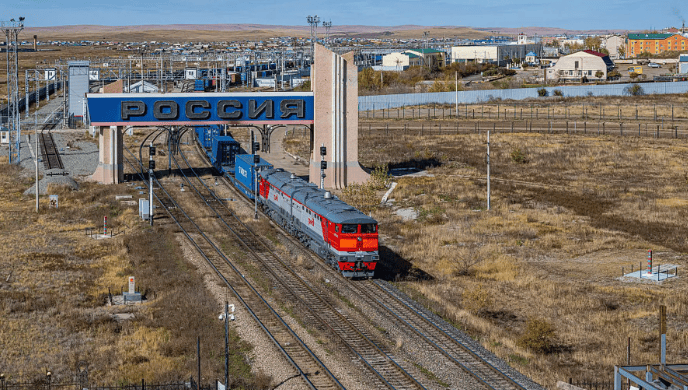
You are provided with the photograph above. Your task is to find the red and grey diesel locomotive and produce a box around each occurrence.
[194,126,379,278]
[258,169,379,278]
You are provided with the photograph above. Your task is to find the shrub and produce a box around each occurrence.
[510,148,528,164]
[462,284,493,315]
[553,89,563,97]
[624,84,645,96]
[595,70,604,79]
[537,88,548,97]
[629,72,639,80]
[517,318,557,353]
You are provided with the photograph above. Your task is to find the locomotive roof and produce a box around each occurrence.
[261,169,377,225]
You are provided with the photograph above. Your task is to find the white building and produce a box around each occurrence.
[546,50,614,82]
[451,43,542,66]
[382,49,446,70]
[601,35,626,59]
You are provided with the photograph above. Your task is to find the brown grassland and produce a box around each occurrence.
[0,154,266,387]
[285,100,688,388]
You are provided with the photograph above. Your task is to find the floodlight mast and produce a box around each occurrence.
[323,21,332,47]
[306,15,320,64]
[2,18,25,164]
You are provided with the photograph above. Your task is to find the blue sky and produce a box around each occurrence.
[6,0,688,31]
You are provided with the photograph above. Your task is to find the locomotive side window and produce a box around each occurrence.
[342,224,358,234]
[335,225,340,233]
[361,224,377,234]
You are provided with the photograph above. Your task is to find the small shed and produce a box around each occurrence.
[525,51,538,64]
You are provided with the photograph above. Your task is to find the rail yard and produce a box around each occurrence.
[2,19,688,390]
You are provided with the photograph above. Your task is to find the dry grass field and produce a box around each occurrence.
[0,154,264,387]
[285,107,688,388]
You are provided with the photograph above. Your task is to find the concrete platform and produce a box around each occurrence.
[623,265,678,282]
[263,127,310,180]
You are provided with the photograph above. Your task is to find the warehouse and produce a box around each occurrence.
[451,42,542,66]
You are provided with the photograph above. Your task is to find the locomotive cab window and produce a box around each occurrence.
[342,224,358,234]
[361,224,377,234]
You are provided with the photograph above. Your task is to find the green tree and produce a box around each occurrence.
[595,70,604,79]
[584,37,602,51]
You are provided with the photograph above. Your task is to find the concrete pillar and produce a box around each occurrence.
[90,126,124,184]
[310,44,369,189]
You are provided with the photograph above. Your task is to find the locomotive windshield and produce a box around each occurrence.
[341,224,358,234]
[361,224,377,234]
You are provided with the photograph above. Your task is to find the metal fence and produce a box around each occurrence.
[358,81,688,110]
[359,119,688,140]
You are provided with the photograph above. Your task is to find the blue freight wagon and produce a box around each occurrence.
[233,154,273,199]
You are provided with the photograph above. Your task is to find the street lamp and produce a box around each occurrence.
[1,373,6,390]
[46,371,52,390]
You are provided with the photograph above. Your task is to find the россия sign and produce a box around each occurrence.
[86,92,314,126]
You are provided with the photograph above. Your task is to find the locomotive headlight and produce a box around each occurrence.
[357,237,362,241]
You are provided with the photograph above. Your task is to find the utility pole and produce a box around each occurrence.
[2,17,25,164]
[254,154,260,220]
[149,143,156,226]
[455,71,458,116]
[487,129,491,211]
[35,128,39,212]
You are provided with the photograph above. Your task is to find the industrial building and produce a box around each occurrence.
[381,48,446,70]
[451,35,542,66]
[627,33,688,57]
[546,50,614,82]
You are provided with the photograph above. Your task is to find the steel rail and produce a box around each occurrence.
[174,131,424,390]
[364,280,529,390]
[122,144,339,390]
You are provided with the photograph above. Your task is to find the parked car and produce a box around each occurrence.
[648,63,661,68]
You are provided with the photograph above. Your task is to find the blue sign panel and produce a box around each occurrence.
[87,92,314,126]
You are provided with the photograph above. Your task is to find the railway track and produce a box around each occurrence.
[356,280,531,390]
[178,132,540,389]
[172,130,424,390]
[39,130,64,170]
[122,139,343,390]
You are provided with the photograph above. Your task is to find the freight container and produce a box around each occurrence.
[211,136,241,171]
[234,154,273,199]
[195,126,221,149]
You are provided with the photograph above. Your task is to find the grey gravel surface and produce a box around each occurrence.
[18,132,99,178]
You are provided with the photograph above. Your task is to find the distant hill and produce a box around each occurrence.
[475,26,631,36]
[23,24,489,41]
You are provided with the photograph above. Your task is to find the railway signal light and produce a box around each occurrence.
[320,161,327,170]
[320,146,326,156]
[149,146,156,156]
[149,159,155,170]
[253,142,260,154]
[253,155,260,164]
